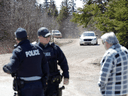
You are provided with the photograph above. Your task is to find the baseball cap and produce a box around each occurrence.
[15,28,27,39]
[37,27,51,37]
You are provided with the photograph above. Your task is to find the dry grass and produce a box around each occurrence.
[0,41,13,54]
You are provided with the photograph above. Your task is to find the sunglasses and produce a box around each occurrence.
[44,35,51,38]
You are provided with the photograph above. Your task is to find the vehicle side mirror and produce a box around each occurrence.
[96,34,98,37]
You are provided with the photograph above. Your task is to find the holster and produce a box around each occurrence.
[13,78,25,91]
[57,86,65,96]
[51,74,62,84]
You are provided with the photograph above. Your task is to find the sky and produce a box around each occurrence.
[36,0,84,11]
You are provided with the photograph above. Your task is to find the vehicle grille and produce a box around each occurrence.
[84,39,92,41]
[54,34,60,36]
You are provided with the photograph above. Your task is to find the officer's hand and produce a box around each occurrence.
[3,65,11,74]
[63,78,69,85]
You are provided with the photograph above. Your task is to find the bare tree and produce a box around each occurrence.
[0,0,60,54]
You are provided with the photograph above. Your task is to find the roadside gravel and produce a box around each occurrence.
[58,38,105,96]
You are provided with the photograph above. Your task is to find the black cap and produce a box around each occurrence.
[15,28,27,39]
[37,27,51,37]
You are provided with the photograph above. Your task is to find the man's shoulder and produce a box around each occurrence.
[31,43,44,52]
[108,48,116,53]
[13,45,22,53]
[121,45,128,51]
[105,48,117,58]
[49,42,59,50]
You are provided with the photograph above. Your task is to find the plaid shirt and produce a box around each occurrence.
[98,44,128,96]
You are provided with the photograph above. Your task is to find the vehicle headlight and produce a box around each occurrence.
[93,38,97,40]
[80,38,83,41]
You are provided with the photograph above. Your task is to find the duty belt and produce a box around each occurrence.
[20,76,41,81]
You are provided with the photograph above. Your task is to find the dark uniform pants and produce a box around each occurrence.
[45,80,59,96]
[19,80,44,96]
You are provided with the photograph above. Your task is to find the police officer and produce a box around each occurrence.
[3,28,49,96]
[37,27,69,96]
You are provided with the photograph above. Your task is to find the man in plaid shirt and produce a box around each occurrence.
[98,32,128,96]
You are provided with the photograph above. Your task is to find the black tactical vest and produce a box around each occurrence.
[43,43,59,74]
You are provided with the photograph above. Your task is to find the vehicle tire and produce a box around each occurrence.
[95,41,98,45]
[80,44,82,46]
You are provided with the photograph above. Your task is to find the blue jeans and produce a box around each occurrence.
[19,80,44,96]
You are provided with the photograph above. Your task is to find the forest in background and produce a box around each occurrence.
[72,0,128,48]
[0,0,100,54]
[0,0,72,53]
[1,0,127,54]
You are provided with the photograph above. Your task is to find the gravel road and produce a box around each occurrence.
[0,38,106,96]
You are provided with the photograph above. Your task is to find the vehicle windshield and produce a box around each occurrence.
[83,33,94,36]
[53,30,60,33]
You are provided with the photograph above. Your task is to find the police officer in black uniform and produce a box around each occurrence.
[3,28,49,96]
[36,27,69,96]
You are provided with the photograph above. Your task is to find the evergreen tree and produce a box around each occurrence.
[71,0,106,28]
[57,6,69,24]
[95,0,128,48]
[47,2,58,17]
[71,0,128,48]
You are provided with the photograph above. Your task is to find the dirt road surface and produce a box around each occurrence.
[0,39,105,96]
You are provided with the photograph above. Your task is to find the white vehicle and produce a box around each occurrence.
[51,30,62,38]
[79,31,98,46]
